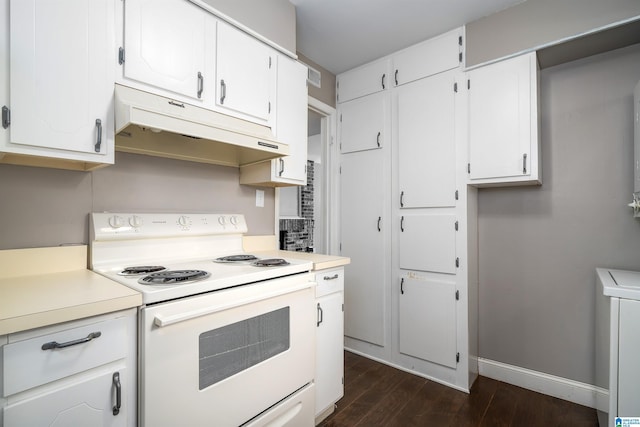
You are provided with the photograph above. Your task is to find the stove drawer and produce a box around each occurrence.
[3,315,128,396]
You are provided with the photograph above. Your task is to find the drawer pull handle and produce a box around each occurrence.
[41,331,102,350]
[323,274,339,281]
[112,372,121,415]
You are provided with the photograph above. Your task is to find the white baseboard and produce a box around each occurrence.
[478,358,608,409]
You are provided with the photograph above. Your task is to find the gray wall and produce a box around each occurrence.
[0,152,275,250]
[297,52,336,108]
[478,43,640,384]
[466,0,640,67]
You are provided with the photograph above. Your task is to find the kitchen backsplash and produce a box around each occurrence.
[280,161,314,252]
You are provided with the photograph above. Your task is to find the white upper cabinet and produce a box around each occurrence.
[467,51,541,186]
[397,69,458,208]
[0,0,115,170]
[337,58,390,103]
[122,0,215,103]
[216,21,275,125]
[399,214,457,274]
[339,92,390,154]
[392,28,462,87]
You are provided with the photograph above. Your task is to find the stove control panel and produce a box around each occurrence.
[91,213,248,240]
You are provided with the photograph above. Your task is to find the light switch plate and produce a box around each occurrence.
[256,189,264,207]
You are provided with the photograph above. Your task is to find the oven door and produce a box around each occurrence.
[139,273,316,427]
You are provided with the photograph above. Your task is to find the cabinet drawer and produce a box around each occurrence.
[3,316,128,396]
[315,268,344,297]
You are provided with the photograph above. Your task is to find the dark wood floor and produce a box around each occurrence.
[319,351,598,427]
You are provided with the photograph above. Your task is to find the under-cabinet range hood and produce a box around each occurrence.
[114,84,288,167]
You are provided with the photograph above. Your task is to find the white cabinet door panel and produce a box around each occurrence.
[124,0,212,101]
[399,214,456,274]
[339,92,389,154]
[399,277,456,368]
[341,150,387,346]
[618,298,640,415]
[397,70,456,208]
[315,291,344,416]
[337,58,390,103]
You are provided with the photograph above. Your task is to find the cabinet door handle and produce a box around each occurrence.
[523,153,528,174]
[278,158,284,176]
[376,131,381,147]
[400,191,404,207]
[2,106,10,129]
[377,216,381,232]
[400,278,404,295]
[317,303,323,327]
[381,73,386,90]
[401,216,405,232]
[112,372,121,416]
[220,79,226,104]
[323,274,339,281]
[395,69,398,86]
[197,72,204,99]
[41,331,102,350]
[94,119,102,153]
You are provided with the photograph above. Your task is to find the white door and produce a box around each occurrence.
[339,92,389,154]
[216,21,274,123]
[397,70,457,208]
[124,0,213,101]
[9,0,114,155]
[399,214,457,274]
[399,276,457,368]
[468,52,534,180]
[341,150,387,346]
[315,291,344,416]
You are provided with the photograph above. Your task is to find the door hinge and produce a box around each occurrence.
[454,82,458,93]
[456,352,460,363]
[118,47,125,65]
[467,163,471,174]
[455,257,460,268]
[455,290,460,300]
[455,190,459,200]
[2,106,10,129]
[455,220,459,231]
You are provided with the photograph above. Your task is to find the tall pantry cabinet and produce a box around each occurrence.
[338,28,479,391]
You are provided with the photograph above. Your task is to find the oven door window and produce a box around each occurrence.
[199,307,290,389]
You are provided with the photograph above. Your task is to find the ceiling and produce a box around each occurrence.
[290,0,526,75]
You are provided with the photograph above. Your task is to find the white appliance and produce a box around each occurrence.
[90,213,316,427]
[595,268,640,427]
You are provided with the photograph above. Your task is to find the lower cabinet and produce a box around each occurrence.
[314,267,344,425]
[1,309,137,427]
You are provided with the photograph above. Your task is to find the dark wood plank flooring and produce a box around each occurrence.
[319,351,598,427]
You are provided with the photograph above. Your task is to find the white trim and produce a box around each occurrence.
[478,358,607,409]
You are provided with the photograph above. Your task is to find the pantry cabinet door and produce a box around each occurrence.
[399,214,457,274]
[399,277,456,368]
[339,92,389,154]
[397,70,457,208]
[124,0,213,102]
[336,58,390,103]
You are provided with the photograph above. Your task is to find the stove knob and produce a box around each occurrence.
[129,215,143,228]
[229,216,238,225]
[108,215,125,229]
[178,216,190,227]
[218,216,227,225]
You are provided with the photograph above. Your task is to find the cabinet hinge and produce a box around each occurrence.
[342,303,344,312]
[467,163,471,174]
[339,165,342,174]
[339,242,342,252]
[455,220,459,231]
[455,190,459,200]
[459,52,463,63]
[118,47,125,65]
[2,106,10,129]
[268,101,271,114]
[456,352,460,363]
[340,113,342,122]
[454,82,458,93]
[458,35,463,46]
[455,290,460,300]
[455,257,460,268]
[336,81,339,102]
[269,56,272,69]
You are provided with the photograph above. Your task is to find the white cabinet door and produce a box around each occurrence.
[216,21,274,124]
[123,0,214,102]
[399,277,456,368]
[468,52,540,185]
[315,291,344,417]
[4,367,129,427]
[341,150,388,346]
[6,0,114,161]
[399,214,457,274]
[618,298,640,415]
[397,70,457,208]
[339,92,389,154]
[337,58,390,103]
[392,28,461,87]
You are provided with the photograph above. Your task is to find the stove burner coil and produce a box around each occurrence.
[118,266,166,276]
[138,269,211,285]
[213,254,259,263]
[252,258,290,267]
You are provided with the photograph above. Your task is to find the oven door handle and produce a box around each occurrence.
[153,281,315,327]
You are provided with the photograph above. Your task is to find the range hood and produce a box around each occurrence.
[114,84,288,167]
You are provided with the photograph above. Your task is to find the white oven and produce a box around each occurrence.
[89,213,317,427]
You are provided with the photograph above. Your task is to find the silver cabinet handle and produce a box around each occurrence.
[377,216,381,232]
[2,106,9,129]
[401,216,405,232]
[278,158,284,176]
[317,303,323,327]
[220,79,226,104]
[112,372,121,415]
[94,119,102,153]
[381,73,386,90]
[523,153,528,174]
[400,277,405,295]
[42,331,101,350]
[395,69,398,85]
[323,274,339,281]
[197,72,203,99]
[376,132,381,147]
[400,191,404,207]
